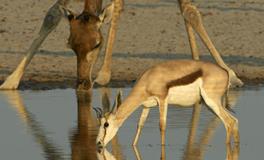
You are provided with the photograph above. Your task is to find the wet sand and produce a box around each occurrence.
[0,0,264,89]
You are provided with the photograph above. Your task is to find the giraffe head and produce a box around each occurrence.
[95,91,122,148]
[63,3,113,90]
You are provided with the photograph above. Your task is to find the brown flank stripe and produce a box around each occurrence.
[166,69,203,89]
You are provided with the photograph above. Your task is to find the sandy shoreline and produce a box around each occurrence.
[0,0,264,89]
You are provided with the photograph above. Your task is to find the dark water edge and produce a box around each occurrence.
[0,79,263,90]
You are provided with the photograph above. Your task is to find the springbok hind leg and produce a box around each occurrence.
[133,107,150,146]
[201,90,239,143]
[219,106,240,143]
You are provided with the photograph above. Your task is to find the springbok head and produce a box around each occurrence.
[63,2,114,90]
[94,90,122,148]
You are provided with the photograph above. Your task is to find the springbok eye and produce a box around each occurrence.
[104,122,109,128]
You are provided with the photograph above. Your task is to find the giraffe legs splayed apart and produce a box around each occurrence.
[0,0,242,90]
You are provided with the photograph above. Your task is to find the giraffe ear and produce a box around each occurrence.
[111,90,122,114]
[62,7,76,21]
[99,3,114,24]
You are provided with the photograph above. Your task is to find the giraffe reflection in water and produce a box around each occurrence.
[2,91,64,160]
[71,88,123,160]
[1,88,123,160]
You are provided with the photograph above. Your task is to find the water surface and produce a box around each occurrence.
[0,87,263,160]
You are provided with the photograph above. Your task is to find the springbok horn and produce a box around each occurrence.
[102,92,111,113]
[93,107,103,118]
[111,90,122,113]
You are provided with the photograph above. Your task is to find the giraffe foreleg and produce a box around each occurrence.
[0,0,68,90]
[95,0,124,85]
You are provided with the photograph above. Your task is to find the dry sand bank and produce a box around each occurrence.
[0,0,264,89]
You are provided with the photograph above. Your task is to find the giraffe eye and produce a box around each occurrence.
[104,122,109,128]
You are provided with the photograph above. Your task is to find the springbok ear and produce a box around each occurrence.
[99,3,114,24]
[102,92,111,113]
[111,90,122,114]
[62,7,76,21]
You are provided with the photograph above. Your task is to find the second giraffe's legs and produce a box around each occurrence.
[178,1,243,87]
[95,0,124,85]
[0,0,69,90]
[185,21,200,60]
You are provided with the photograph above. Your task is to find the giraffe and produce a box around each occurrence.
[62,0,116,90]
[0,0,121,90]
[0,0,242,90]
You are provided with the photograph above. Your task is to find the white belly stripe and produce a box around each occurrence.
[167,78,202,106]
[142,78,203,108]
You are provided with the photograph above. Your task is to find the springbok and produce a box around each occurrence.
[95,60,240,147]
[1,0,242,90]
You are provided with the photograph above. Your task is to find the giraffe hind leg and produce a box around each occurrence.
[180,3,243,87]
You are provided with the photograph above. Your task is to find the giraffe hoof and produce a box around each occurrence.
[95,71,111,86]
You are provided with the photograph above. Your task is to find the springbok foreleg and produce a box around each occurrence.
[95,0,124,85]
[133,107,150,146]
[0,0,68,90]
[132,146,142,160]
[180,3,243,87]
[158,98,168,145]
